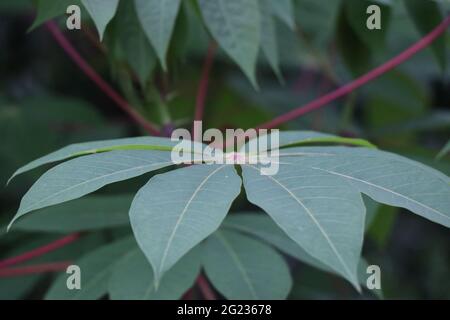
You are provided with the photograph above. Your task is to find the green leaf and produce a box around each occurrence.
[198,0,261,87]
[45,237,135,300]
[14,195,132,232]
[296,146,450,227]
[108,245,201,300]
[364,195,381,230]
[29,0,80,31]
[223,212,377,291]
[115,0,156,86]
[81,0,119,40]
[222,213,333,274]
[9,150,174,229]
[134,0,181,70]
[336,5,371,77]
[344,0,391,52]
[7,136,183,184]
[404,0,446,70]
[202,229,292,300]
[130,164,242,284]
[295,0,341,48]
[259,0,282,80]
[268,0,295,30]
[242,163,365,289]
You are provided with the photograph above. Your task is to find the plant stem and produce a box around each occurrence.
[45,21,160,136]
[256,14,450,130]
[193,42,217,130]
[0,233,80,269]
[0,262,71,277]
[196,274,216,300]
[296,27,339,85]
[339,92,357,131]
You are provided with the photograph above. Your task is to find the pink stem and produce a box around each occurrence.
[257,15,450,130]
[193,42,217,128]
[45,21,160,136]
[197,274,216,300]
[0,233,80,269]
[0,261,72,277]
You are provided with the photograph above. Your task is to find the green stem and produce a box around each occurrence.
[339,92,357,131]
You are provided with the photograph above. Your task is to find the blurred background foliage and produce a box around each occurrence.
[0,0,449,299]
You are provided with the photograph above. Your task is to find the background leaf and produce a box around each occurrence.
[45,237,135,300]
[135,0,181,70]
[259,0,282,80]
[108,245,201,300]
[14,195,132,232]
[198,0,261,87]
[29,0,81,31]
[404,0,447,70]
[344,0,391,52]
[81,0,119,40]
[222,212,332,273]
[268,0,295,30]
[202,229,292,299]
[114,0,156,86]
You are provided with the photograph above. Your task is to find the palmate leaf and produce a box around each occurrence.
[202,229,292,300]
[242,163,365,289]
[198,0,261,87]
[135,0,181,70]
[10,131,450,297]
[9,150,174,229]
[130,164,242,285]
[81,0,119,40]
[108,245,202,300]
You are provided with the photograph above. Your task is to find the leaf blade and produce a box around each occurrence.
[241,163,365,289]
[14,195,132,232]
[7,136,188,184]
[130,164,242,284]
[81,0,119,40]
[134,0,181,70]
[45,236,135,300]
[203,229,292,299]
[198,0,261,87]
[108,245,201,300]
[10,150,174,229]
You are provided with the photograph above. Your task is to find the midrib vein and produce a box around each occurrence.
[158,165,227,276]
[313,167,449,221]
[215,231,258,299]
[246,165,355,284]
[22,161,173,214]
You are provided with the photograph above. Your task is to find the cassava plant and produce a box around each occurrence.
[1,0,449,300]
